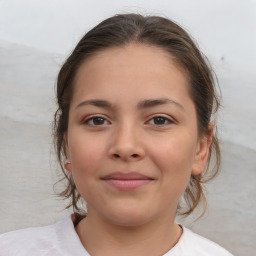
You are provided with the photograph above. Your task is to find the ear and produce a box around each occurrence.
[191,123,213,176]
[63,132,72,172]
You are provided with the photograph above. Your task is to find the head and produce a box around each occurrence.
[54,13,220,219]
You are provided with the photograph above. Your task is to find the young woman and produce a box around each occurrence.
[0,14,233,255]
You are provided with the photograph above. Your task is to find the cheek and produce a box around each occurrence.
[69,134,105,176]
[68,135,106,202]
[150,133,197,182]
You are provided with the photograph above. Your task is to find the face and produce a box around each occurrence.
[65,44,210,226]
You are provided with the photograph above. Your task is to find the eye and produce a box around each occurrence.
[147,116,173,126]
[83,116,110,126]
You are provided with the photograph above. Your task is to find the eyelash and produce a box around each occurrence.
[82,115,174,127]
[147,116,173,126]
[83,115,110,126]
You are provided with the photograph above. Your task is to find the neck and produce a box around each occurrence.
[75,208,182,256]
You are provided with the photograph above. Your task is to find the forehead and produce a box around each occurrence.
[71,44,191,106]
[77,43,185,76]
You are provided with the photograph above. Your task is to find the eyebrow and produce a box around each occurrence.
[76,98,184,111]
[138,98,184,110]
[76,99,115,109]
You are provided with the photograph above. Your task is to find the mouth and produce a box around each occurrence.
[101,172,154,190]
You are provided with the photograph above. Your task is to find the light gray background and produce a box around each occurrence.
[0,0,255,255]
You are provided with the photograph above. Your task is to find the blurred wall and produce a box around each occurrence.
[0,1,255,255]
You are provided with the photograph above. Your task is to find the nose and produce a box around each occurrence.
[108,123,145,162]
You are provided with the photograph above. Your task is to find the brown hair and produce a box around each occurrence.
[54,13,221,217]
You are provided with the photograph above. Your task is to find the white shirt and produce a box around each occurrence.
[0,215,233,256]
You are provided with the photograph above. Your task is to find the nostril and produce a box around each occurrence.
[113,153,139,159]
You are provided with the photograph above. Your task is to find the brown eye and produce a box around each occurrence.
[91,117,105,125]
[148,116,173,126]
[83,116,109,126]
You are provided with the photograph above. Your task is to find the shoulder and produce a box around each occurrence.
[0,219,64,256]
[0,216,87,256]
[172,226,234,256]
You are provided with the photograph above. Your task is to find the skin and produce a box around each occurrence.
[65,44,212,255]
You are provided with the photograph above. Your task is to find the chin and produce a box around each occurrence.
[102,205,155,227]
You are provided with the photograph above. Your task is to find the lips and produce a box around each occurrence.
[101,172,154,190]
